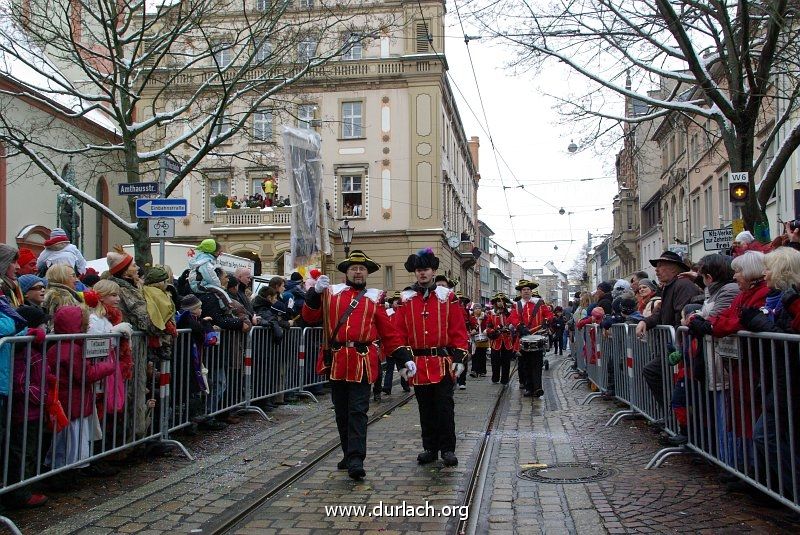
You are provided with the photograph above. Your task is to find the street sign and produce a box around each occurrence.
[148,218,175,238]
[164,156,181,175]
[118,182,159,196]
[135,198,187,218]
[84,338,111,359]
[730,172,749,183]
[702,228,733,251]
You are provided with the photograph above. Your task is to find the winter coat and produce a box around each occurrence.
[37,243,87,276]
[198,288,244,332]
[107,276,159,335]
[644,277,702,330]
[596,293,613,314]
[284,279,306,315]
[188,251,219,293]
[699,281,740,319]
[709,280,769,338]
[12,331,55,422]
[0,276,23,307]
[0,297,27,396]
[233,282,255,316]
[176,310,214,393]
[642,296,661,318]
[47,306,115,420]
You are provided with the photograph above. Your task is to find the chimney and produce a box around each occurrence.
[467,136,480,173]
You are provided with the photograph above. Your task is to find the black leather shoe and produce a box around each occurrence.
[523,390,533,397]
[534,389,544,398]
[417,450,438,464]
[441,451,458,466]
[373,392,381,402]
[348,464,366,480]
[337,458,348,470]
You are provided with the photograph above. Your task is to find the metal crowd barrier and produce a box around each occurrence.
[682,328,800,512]
[581,325,610,404]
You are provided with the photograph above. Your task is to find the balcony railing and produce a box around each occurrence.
[151,57,443,88]
[212,207,336,231]
[213,208,292,227]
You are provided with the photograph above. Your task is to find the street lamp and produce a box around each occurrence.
[339,219,354,256]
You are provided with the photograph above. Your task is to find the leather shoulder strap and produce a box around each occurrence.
[329,289,368,342]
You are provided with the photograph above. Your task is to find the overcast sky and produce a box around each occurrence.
[442,3,619,273]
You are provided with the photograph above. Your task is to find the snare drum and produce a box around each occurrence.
[520,334,547,352]
[473,334,489,343]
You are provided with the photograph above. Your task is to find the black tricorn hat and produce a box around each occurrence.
[404,247,440,272]
[491,292,512,306]
[515,279,539,291]
[648,250,690,272]
[337,249,380,274]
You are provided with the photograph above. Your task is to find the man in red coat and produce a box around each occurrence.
[303,250,413,480]
[485,292,515,385]
[395,248,469,467]
[509,280,553,398]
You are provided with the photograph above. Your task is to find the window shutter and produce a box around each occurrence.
[416,23,430,53]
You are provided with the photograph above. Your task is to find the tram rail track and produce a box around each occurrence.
[206,388,417,534]
[207,363,519,535]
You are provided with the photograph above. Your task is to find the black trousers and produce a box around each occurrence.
[330,379,371,466]
[519,350,544,392]
[415,375,456,454]
[643,358,664,408]
[552,332,564,355]
[471,346,488,374]
[491,348,513,384]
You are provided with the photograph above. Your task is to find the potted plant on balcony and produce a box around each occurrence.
[212,193,228,210]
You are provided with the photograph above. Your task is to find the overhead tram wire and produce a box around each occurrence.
[446,0,526,250]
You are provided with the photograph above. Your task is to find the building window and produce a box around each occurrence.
[691,196,700,238]
[211,114,232,139]
[253,110,273,141]
[298,38,317,62]
[342,33,363,60]
[415,22,430,53]
[207,176,229,219]
[704,185,713,229]
[298,103,316,128]
[299,0,313,7]
[341,101,363,138]
[340,174,364,217]
[718,174,730,223]
[253,37,272,63]
[212,41,233,68]
[384,265,393,290]
[626,204,633,230]
[256,0,269,11]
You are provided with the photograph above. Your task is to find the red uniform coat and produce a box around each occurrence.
[303,284,406,384]
[484,311,516,351]
[393,286,469,386]
[509,298,554,351]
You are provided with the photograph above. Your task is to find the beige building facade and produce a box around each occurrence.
[147,0,480,296]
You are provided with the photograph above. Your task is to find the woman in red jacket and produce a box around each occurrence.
[689,250,768,468]
[46,306,116,470]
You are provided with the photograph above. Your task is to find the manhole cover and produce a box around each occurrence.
[519,462,616,484]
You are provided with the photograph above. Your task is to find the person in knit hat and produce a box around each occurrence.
[105,247,159,438]
[17,248,38,276]
[18,274,47,309]
[141,266,178,361]
[0,244,23,307]
[189,239,223,293]
[36,228,87,276]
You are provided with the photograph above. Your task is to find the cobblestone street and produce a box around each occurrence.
[6,352,800,534]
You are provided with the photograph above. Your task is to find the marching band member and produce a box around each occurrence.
[509,280,554,398]
[485,293,515,385]
[395,248,469,467]
[303,251,413,480]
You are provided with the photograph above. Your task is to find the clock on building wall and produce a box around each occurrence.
[447,234,460,249]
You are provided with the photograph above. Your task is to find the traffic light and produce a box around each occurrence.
[730,182,749,203]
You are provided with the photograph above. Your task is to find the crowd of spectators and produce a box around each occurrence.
[0,230,317,509]
[570,227,800,504]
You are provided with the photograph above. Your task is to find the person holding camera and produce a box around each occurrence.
[485,292,516,385]
[302,250,412,481]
